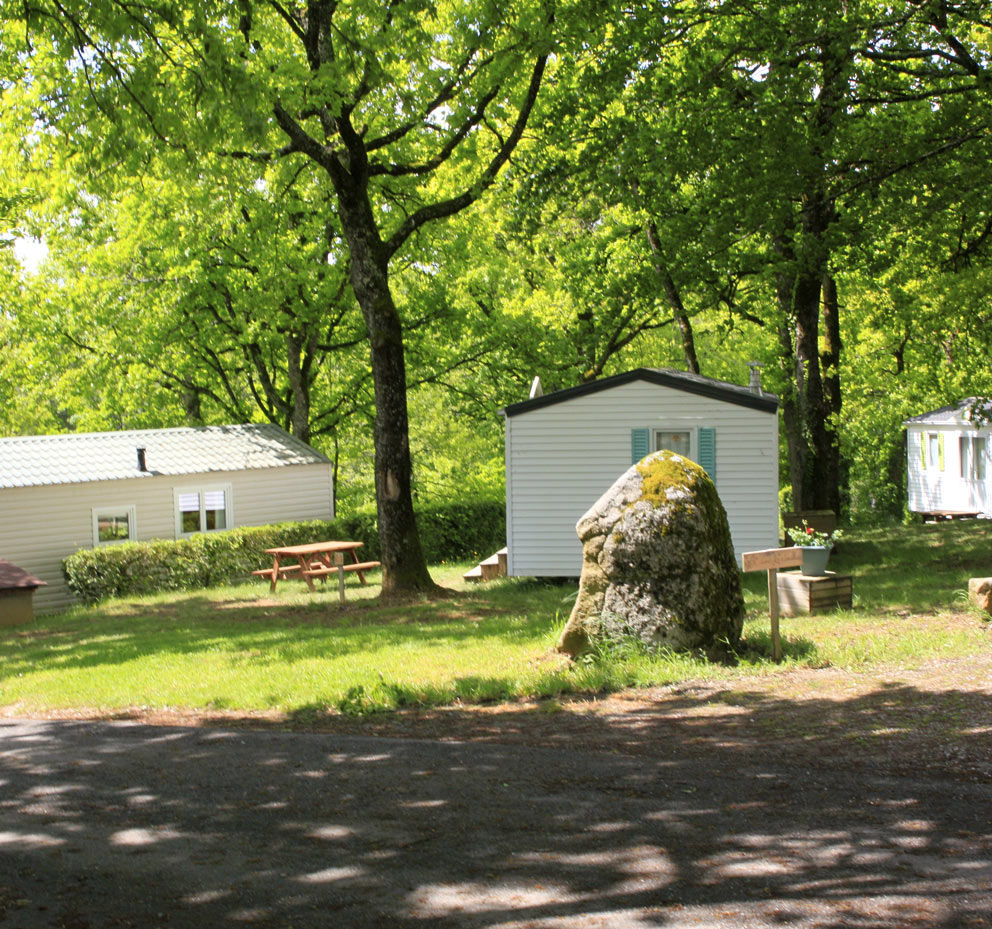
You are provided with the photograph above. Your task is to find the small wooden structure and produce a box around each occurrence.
[776,571,852,616]
[742,547,803,662]
[463,548,508,583]
[743,547,854,662]
[0,559,47,626]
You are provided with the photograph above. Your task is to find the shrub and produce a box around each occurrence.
[62,500,505,603]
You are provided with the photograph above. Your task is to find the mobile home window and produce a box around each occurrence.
[92,506,137,546]
[927,433,944,470]
[655,430,692,457]
[960,436,987,480]
[175,485,232,536]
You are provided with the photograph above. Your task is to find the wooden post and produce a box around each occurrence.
[332,552,346,603]
[768,568,781,662]
[742,547,803,663]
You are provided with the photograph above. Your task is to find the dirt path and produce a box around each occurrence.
[90,653,992,787]
[3,656,991,928]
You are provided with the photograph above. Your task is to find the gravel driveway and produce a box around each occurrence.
[1,715,989,928]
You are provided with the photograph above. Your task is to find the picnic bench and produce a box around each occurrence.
[253,541,381,601]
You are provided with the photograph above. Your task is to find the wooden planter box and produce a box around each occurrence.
[776,570,852,616]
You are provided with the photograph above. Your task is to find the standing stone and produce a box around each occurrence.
[968,577,992,615]
[557,450,744,657]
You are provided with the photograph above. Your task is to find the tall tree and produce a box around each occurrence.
[7,0,556,592]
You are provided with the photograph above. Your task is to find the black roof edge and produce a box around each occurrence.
[500,368,779,417]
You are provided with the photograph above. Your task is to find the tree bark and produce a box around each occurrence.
[335,183,435,593]
[820,273,843,513]
[646,220,700,374]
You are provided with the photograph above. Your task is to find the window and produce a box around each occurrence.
[92,506,136,546]
[926,432,944,470]
[654,430,692,457]
[175,485,232,536]
[960,436,987,481]
[633,426,716,481]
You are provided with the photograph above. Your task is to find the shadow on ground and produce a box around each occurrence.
[1,679,990,928]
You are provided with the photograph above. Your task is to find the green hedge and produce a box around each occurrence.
[62,501,505,604]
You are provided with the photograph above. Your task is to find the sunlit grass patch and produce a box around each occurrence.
[2,523,991,718]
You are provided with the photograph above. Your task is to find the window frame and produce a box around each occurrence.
[960,434,988,481]
[925,432,944,470]
[173,483,234,537]
[653,427,695,460]
[91,505,137,547]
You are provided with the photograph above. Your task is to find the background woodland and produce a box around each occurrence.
[3,0,992,533]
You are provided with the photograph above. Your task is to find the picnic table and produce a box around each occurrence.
[253,541,381,599]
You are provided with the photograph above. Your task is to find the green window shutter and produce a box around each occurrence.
[698,427,717,481]
[921,432,927,469]
[938,433,945,471]
[631,428,650,464]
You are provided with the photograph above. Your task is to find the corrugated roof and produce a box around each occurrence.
[0,424,330,490]
[904,398,992,426]
[501,368,779,418]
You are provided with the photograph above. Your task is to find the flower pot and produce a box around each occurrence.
[800,545,831,577]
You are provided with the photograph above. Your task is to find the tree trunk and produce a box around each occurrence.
[337,190,436,594]
[820,274,843,513]
[286,329,314,444]
[794,265,832,510]
[646,220,700,374]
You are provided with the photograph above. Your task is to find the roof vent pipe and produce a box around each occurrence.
[137,447,147,472]
[747,362,763,396]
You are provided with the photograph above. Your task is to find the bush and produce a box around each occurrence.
[62,500,505,603]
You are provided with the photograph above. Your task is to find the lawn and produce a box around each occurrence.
[1,521,990,719]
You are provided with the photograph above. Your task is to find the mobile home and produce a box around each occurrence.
[0,424,334,613]
[501,368,780,577]
[906,399,992,518]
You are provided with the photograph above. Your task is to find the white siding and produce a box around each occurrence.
[505,381,779,576]
[906,424,992,516]
[0,462,334,613]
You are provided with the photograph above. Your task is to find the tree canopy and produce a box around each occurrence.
[3,0,992,558]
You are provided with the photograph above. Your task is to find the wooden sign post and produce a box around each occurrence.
[741,547,804,662]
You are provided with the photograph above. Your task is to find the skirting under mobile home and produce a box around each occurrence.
[0,424,334,613]
[501,368,780,577]
[905,399,992,518]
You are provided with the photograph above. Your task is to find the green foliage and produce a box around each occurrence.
[62,501,505,603]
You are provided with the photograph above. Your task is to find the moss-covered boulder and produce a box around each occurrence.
[557,450,744,657]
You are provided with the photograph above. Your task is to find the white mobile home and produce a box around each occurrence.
[501,368,780,576]
[906,399,992,518]
[0,424,334,613]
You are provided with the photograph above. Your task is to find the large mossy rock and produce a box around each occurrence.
[557,450,745,657]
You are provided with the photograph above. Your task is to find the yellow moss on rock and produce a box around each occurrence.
[635,454,697,506]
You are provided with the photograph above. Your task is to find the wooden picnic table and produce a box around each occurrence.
[253,541,381,599]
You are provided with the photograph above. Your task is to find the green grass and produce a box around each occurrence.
[1,523,991,717]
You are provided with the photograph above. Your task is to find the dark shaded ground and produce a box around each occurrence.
[2,662,991,929]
